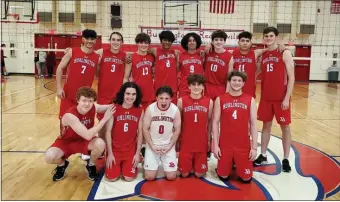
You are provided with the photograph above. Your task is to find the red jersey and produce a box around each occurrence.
[233,49,257,97]
[131,53,155,102]
[64,47,99,101]
[59,105,95,141]
[180,95,210,152]
[154,48,178,92]
[261,49,288,101]
[111,104,143,158]
[97,49,126,104]
[204,50,232,86]
[178,51,204,95]
[219,93,252,151]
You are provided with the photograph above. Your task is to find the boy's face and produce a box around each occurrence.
[137,41,149,53]
[263,31,277,46]
[238,38,252,51]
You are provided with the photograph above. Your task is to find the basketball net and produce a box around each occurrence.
[8,13,20,21]
[177,20,186,37]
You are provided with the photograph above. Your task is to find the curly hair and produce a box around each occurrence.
[115,82,142,107]
[76,87,97,101]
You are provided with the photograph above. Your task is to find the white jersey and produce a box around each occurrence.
[148,102,179,146]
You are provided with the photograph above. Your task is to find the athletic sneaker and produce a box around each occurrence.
[86,161,98,181]
[52,160,69,181]
[207,151,211,161]
[253,154,268,166]
[282,159,291,173]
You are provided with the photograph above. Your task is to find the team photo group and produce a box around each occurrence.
[44,26,295,185]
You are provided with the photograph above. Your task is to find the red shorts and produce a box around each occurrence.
[141,101,154,111]
[205,83,225,101]
[178,151,208,174]
[105,155,138,180]
[217,150,253,180]
[171,93,178,105]
[50,138,91,159]
[258,99,291,125]
[59,99,77,119]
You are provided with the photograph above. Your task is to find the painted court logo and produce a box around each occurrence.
[88,133,340,200]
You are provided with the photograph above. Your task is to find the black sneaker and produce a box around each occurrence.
[52,160,69,181]
[207,151,211,161]
[141,147,146,158]
[253,154,268,166]
[86,161,98,181]
[282,159,291,173]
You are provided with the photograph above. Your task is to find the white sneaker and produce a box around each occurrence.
[80,154,90,161]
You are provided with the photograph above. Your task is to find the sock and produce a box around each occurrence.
[261,153,267,157]
[58,162,65,167]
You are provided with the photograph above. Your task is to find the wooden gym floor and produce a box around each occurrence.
[1,75,339,200]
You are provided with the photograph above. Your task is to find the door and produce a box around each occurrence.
[294,45,311,82]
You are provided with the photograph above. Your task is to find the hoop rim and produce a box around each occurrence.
[177,20,186,26]
[8,13,20,20]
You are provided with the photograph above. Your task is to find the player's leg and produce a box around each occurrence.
[216,149,233,180]
[234,151,253,183]
[105,158,121,182]
[178,151,194,177]
[143,144,159,181]
[274,101,292,172]
[193,152,208,178]
[86,137,106,180]
[161,146,178,181]
[121,157,138,182]
[45,140,72,181]
[254,99,274,166]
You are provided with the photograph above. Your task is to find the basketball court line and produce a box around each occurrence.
[2,86,40,97]
[2,92,56,112]
[2,112,58,115]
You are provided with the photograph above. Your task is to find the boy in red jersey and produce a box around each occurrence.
[56,29,100,119]
[178,33,204,98]
[212,71,258,183]
[125,33,155,111]
[177,74,213,178]
[105,82,144,182]
[45,87,115,181]
[148,31,179,104]
[254,27,295,173]
[204,30,234,101]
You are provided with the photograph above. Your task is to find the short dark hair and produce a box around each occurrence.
[227,70,248,82]
[135,33,151,44]
[159,30,176,43]
[1,44,6,47]
[263,27,279,36]
[211,30,227,41]
[109,32,124,43]
[181,32,202,51]
[238,31,253,40]
[76,87,97,101]
[82,29,97,39]
[187,74,205,85]
[115,82,142,108]
[156,86,173,98]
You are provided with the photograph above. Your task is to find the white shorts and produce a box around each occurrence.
[143,143,177,172]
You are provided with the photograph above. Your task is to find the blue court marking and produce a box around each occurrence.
[291,144,324,201]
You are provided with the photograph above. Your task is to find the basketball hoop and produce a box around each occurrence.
[8,13,20,21]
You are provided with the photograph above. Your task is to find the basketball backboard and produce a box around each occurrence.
[162,0,200,28]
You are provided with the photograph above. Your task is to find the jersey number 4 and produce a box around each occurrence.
[232,110,238,120]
